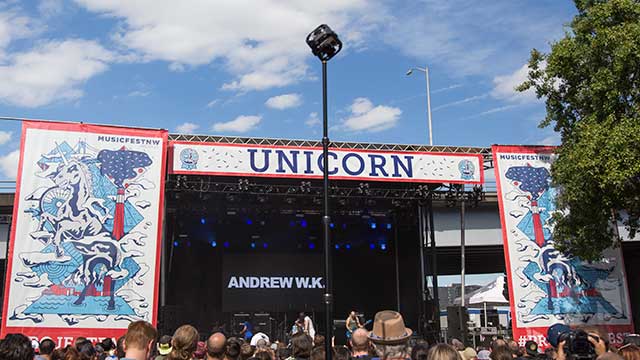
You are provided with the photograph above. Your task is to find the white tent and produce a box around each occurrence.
[453,276,510,326]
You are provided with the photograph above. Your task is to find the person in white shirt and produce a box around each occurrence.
[250,326,270,347]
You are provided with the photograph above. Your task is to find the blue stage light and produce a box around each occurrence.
[289,220,296,227]
[369,243,376,250]
[335,244,340,249]
[330,223,335,228]
[386,223,392,230]
[381,243,387,251]
[211,241,217,248]
[308,243,315,249]
[246,219,253,225]
[370,222,377,229]
[345,243,351,250]
[200,218,206,224]
[223,241,230,248]
[173,241,178,247]
[301,220,308,228]
[263,242,268,249]
[251,242,256,249]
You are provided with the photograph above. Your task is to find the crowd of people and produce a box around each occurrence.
[1,310,639,360]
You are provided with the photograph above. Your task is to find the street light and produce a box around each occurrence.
[306,24,342,360]
[406,66,433,146]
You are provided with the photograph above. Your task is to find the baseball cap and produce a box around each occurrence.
[477,350,491,360]
[547,324,571,348]
[525,341,539,356]
[157,335,172,356]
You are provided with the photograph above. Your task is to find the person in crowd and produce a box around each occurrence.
[195,341,208,360]
[123,320,159,360]
[489,348,512,360]
[101,338,118,360]
[51,348,66,360]
[451,340,465,352]
[618,344,640,360]
[582,326,610,357]
[0,333,35,360]
[427,344,462,360]
[624,336,640,348]
[310,347,325,360]
[66,346,83,360]
[333,346,350,360]
[368,310,412,360]
[351,328,372,360]
[291,333,314,360]
[75,337,88,349]
[207,333,227,360]
[459,347,477,360]
[491,339,508,352]
[78,340,99,360]
[240,342,255,360]
[241,321,254,342]
[157,335,174,360]
[597,353,624,360]
[410,343,429,360]
[507,340,522,359]
[250,326,270,347]
[38,338,56,360]
[116,336,126,359]
[254,351,274,360]
[169,325,200,360]
[276,346,291,360]
[314,335,325,349]
[542,347,555,360]
[226,337,244,360]
[522,341,539,359]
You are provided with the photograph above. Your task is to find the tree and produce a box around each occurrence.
[518,0,640,260]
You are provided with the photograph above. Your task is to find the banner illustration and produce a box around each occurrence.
[492,145,634,347]
[1,121,167,342]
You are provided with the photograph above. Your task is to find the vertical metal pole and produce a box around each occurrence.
[461,194,466,307]
[427,197,440,336]
[418,205,427,329]
[394,212,401,312]
[321,60,333,360]
[483,302,488,327]
[160,205,168,307]
[425,66,433,146]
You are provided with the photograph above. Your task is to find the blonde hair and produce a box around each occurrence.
[169,325,199,360]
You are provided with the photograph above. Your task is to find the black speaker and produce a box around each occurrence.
[333,320,348,346]
[254,313,272,337]
[446,306,469,343]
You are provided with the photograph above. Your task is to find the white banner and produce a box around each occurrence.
[1,121,167,344]
[492,145,634,347]
[170,142,483,184]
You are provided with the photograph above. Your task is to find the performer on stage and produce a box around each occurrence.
[240,320,253,341]
[296,312,316,339]
[345,311,363,340]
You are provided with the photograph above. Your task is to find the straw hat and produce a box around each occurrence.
[368,310,412,345]
[459,347,477,360]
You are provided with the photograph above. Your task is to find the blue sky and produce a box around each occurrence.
[0,0,577,180]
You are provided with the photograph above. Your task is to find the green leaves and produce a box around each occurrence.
[519,0,640,260]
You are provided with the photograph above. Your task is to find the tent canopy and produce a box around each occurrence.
[453,275,509,307]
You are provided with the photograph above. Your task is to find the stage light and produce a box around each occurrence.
[335,244,340,250]
[342,223,347,229]
[246,219,253,225]
[369,243,376,250]
[330,223,335,229]
[370,222,377,229]
[306,24,343,62]
[290,220,296,227]
[345,243,351,250]
[386,223,392,230]
[173,241,179,247]
[251,242,256,249]
[309,243,316,249]
[263,242,268,249]
[223,241,230,248]
[211,241,217,248]
[380,243,387,251]
[301,220,308,228]
[200,218,206,225]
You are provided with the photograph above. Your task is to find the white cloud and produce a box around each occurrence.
[342,98,401,132]
[0,39,114,107]
[74,0,381,92]
[433,94,488,111]
[539,133,561,146]
[175,122,199,133]
[265,93,302,110]
[491,64,538,103]
[305,112,320,127]
[38,0,64,17]
[206,99,220,108]
[0,131,11,145]
[0,149,19,179]
[127,90,150,97]
[212,115,261,133]
[0,9,42,57]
